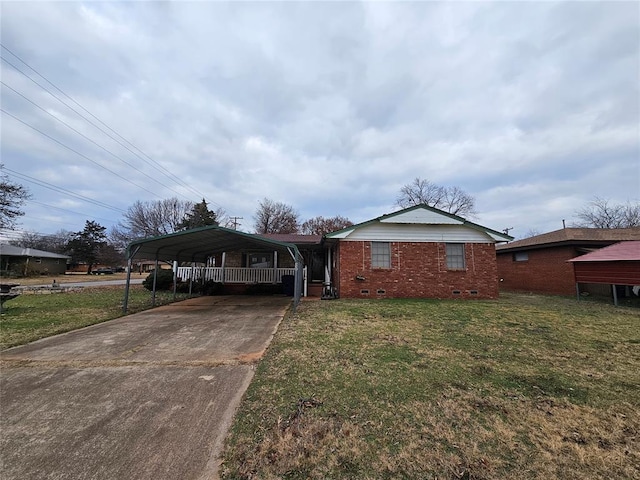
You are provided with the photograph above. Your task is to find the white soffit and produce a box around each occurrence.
[380,208,463,225]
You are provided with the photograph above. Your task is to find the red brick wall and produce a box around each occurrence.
[496,246,578,295]
[336,241,499,299]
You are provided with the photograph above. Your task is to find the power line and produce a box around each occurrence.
[3,168,125,213]
[1,81,193,201]
[28,199,119,224]
[0,45,215,206]
[1,108,165,199]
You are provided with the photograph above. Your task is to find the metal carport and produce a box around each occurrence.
[569,240,640,306]
[122,225,304,313]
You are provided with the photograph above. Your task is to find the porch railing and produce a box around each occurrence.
[176,266,296,284]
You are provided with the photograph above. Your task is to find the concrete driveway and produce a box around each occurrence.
[0,295,291,480]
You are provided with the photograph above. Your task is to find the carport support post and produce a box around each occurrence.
[152,258,159,307]
[575,283,580,301]
[123,257,133,314]
[612,284,618,306]
[123,245,141,314]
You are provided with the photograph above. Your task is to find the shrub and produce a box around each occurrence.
[142,269,174,291]
[200,280,224,296]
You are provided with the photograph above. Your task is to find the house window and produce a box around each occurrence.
[371,242,391,268]
[248,253,273,268]
[513,252,529,262]
[35,258,42,264]
[445,244,465,270]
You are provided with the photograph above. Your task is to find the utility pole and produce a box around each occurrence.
[229,216,243,230]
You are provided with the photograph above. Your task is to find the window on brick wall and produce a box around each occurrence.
[371,242,391,268]
[513,252,528,262]
[445,243,465,270]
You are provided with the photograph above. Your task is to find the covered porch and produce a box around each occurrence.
[176,266,297,284]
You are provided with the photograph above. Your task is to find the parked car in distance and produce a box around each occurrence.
[92,268,114,275]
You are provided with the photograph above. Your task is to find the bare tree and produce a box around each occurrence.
[110,198,193,248]
[573,197,640,228]
[253,198,300,234]
[213,207,232,228]
[396,177,477,217]
[521,228,542,239]
[10,229,72,253]
[0,164,31,229]
[301,215,353,235]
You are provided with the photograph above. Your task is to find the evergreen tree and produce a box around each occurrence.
[66,221,108,274]
[178,199,218,230]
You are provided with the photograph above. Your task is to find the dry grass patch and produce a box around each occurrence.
[221,293,639,479]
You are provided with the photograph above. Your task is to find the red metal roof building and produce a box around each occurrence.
[568,241,640,306]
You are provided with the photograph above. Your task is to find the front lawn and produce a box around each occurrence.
[221,293,639,479]
[0,286,190,350]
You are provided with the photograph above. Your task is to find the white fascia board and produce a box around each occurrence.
[486,231,512,242]
[326,227,357,239]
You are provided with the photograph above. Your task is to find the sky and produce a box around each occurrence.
[1,1,639,242]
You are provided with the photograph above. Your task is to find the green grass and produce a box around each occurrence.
[0,286,191,350]
[221,293,640,480]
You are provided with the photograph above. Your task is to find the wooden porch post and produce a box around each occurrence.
[273,251,278,284]
[221,252,226,284]
[189,261,195,295]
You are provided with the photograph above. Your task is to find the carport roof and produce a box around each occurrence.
[126,225,302,263]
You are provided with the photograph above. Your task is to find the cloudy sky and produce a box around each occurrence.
[1,1,638,241]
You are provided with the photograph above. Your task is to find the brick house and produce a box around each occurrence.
[137,205,510,302]
[324,205,512,299]
[496,228,640,295]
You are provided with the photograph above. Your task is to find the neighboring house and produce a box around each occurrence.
[324,205,512,299]
[568,241,640,305]
[496,228,640,295]
[0,244,71,276]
